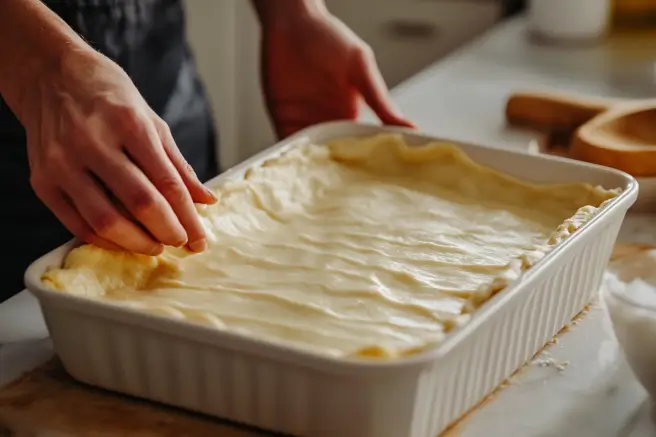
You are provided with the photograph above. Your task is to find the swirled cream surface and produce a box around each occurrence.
[41,134,618,359]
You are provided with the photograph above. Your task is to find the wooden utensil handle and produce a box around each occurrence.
[505,91,614,132]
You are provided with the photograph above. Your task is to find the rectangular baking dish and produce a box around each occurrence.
[25,121,638,437]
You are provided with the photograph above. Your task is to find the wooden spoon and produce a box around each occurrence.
[505,91,656,177]
[611,243,656,262]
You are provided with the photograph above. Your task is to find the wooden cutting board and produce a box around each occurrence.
[1,244,650,437]
[0,359,272,437]
[0,357,481,437]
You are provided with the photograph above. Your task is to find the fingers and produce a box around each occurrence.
[30,179,131,253]
[156,119,217,205]
[350,48,417,129]
[88,149,189,249]
[120,114,209,252]
[60,171,164,255]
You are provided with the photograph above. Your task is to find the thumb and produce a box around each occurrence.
[350,48,417,129]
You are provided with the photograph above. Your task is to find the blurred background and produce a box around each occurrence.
[183,0,526,171]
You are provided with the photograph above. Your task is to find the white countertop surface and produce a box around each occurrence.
[2,15,656,437]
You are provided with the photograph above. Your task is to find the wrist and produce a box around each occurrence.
[7,44,98,125]
[0,0,91,121]
[252,0,329,29]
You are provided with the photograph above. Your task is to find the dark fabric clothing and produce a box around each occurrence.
[0,0,218,301]
[503,0,526,16]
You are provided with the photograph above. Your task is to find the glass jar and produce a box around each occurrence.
[528,0,611,44]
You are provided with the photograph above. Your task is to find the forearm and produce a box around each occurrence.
[0,0,89,118]
[250,0,328,27]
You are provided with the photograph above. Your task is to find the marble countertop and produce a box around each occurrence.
[2,14,656,437]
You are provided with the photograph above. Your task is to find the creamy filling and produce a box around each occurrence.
[42,134,619,359]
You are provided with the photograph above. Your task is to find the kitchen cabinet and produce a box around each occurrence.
[327,0,502,87]
[183,1,502,169]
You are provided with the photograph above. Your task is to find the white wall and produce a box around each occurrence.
[233,2,277,164]
[184,0,273,171]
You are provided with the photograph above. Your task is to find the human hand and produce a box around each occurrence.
[259,6,416,139]
[18,49,216,255]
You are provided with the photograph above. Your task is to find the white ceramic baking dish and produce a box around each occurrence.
[25,121,638,437]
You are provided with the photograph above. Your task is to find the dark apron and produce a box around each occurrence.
[0,0,218,301]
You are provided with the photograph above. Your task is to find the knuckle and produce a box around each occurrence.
[77,229,98,245]
[157,176,187,203]
[184,162,196,175]
[44,144,69,168]
[128,188,158,214]
[117,106,146,131]
[66,122,87,140]
[89,213,119,238]
[155,118,172,136]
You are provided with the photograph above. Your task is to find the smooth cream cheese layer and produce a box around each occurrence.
[41,134,619,359]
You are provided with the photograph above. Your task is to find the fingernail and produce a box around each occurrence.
[150,244,165,256]
[188,238,207,253]
[205,186,218,201]
[173,236,188,247]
